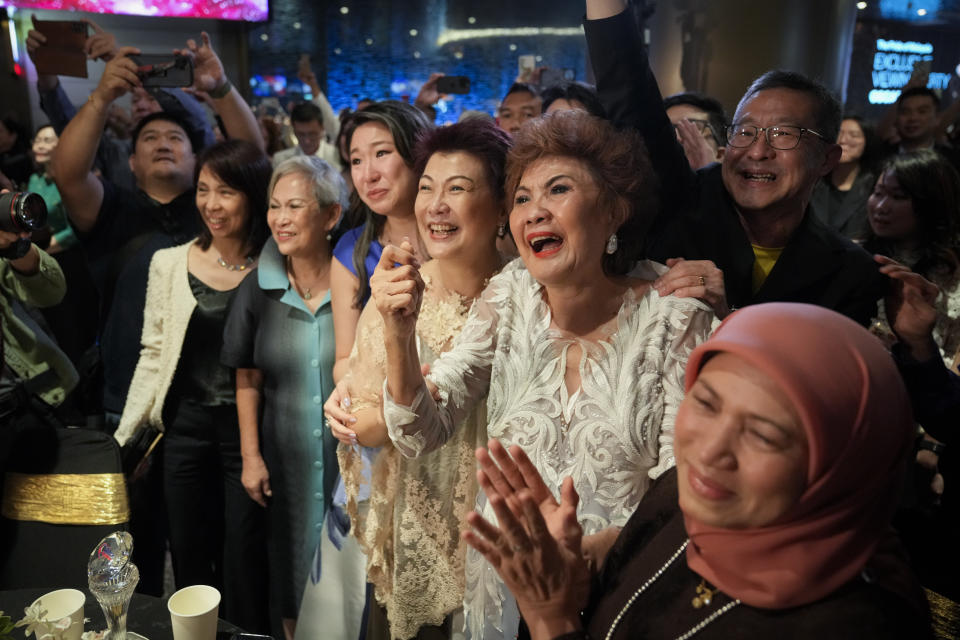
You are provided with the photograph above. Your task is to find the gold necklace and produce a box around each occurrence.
[287,257,329,301]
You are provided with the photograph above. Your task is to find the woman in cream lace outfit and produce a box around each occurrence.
[374,111,716,640]
[865,150,960,366]
[326,118,512,639]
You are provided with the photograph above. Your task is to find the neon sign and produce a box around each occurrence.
[868,38,952,104]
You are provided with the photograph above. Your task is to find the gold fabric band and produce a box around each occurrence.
[2,472,129,525]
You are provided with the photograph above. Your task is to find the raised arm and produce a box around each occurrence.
[51,46,141,232]
[180,32,264,151]
[584,0,694,204]
[298,56,340,141]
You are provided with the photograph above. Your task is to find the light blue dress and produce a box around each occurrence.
[221,237,337,618]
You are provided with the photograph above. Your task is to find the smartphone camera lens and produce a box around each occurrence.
[0,191,49,234]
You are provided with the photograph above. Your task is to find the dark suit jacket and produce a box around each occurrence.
[584,11,886,326]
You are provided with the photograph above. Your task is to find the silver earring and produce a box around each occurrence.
[497,223,506,238]
[605,234,618,254]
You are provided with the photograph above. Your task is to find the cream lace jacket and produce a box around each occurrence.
[115,241,196,446]
[382,261,716,639]
[339,271,486,640]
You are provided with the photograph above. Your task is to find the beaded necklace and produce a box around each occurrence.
[604,539,741,640]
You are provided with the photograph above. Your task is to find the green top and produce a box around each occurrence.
[1,247,77,406]
[27,172,78,250]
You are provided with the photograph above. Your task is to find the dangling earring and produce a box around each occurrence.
[497,223,506,238]
[605,233,618,255]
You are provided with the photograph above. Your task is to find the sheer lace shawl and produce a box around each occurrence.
[382,261,716,638]
[338,274,485,640]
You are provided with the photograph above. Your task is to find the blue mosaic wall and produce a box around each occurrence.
[248,0,586,123]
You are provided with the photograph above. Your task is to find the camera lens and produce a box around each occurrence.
[0,191,48,233]
[15,193,48,230]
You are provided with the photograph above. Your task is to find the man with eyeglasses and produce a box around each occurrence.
[584,0,884,326]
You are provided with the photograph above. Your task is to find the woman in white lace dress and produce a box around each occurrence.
[326,118,512,639]
[374,111,716,639]
[865,150,960,366]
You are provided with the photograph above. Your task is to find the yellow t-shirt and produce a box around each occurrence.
[751,244,784,293]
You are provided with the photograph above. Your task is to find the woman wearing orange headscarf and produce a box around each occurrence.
[464,303,931,639]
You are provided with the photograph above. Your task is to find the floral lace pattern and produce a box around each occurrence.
[382,261,716,639]
[338,272,485,639]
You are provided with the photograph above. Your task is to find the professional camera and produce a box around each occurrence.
[0,191,48,259]
[0,191,48,234]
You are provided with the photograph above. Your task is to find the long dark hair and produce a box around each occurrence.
[194,140,272,256]
[342,101,432,308]
[865,150,960,285]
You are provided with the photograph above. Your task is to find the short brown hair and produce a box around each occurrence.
[505,110,657,275]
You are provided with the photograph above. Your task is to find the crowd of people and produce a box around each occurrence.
[0,0,958,639]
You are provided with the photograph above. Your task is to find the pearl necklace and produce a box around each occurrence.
[604,539,741,640]
[217,255,254,272]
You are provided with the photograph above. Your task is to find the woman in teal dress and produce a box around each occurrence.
[29,124,97,371]
[221,155,349,640]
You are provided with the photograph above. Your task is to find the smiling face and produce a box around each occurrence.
[837,118,866,164]
[509,155,617,287]
[350,121,418,217]
[268,172,339,257]
[196,166,249,241]
[675,352,809,529]
[867,170,917,242]
[293,118,324,156]
[416,151,502,263]
[129,119,195,184]
[31,126,58,166]
[721,88,835,220]
[497,90,542,136]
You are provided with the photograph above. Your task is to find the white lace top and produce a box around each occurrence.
[383,260,716,639]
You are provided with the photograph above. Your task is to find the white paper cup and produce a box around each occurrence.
[167,585,221,640]
[31,588,85,640]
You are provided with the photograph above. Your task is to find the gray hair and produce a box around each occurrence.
[269,155,349,212]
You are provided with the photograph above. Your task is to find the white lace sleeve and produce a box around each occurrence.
[383,269,511,457]
[649,299,717,479]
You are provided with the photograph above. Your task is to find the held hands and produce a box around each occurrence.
[654,257,730,319]
[297,54,320,93]
[372,240,424,341]
[325,379,357,445]
[875,255,940,361]
[83,19,118,61]
[462,440,590,632]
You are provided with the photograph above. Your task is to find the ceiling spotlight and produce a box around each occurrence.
[365,37,374,45]
[917,8,927,15]
[468,17,476,24]
[340,6,349,14]
[856,1,867,8]
[409,29,418,36]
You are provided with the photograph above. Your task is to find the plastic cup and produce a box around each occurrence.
[31,588,85,640]
[167,585,221,640]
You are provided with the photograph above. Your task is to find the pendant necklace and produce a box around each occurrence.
[603,539,741,640]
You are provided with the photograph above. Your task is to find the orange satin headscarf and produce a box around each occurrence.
[682,303,915,609]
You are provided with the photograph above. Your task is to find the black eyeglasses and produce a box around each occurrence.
[725,124,828,150]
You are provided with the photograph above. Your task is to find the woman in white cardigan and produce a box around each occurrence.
[115,140,272,633]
